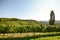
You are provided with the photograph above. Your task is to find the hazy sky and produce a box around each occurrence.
[0,0,60,21]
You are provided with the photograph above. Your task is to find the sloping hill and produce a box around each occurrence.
[0,18,60,33]
[0,18,44,27]
[0,18,47,33]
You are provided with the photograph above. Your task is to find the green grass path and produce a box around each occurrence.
[0,34,60,40]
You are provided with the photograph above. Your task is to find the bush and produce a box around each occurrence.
[0,25,60,33]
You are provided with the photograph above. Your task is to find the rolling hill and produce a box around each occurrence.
[0,18,45,27]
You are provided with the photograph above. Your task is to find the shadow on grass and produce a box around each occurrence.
[0,34,60,40]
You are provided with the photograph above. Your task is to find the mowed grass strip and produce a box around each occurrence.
[31,36,60,40]
[0,32,60,38]
[0,33,60,40]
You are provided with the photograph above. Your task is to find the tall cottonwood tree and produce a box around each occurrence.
[49,10,55,25]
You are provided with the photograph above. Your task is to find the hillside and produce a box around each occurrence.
[0,18,60,27]
[0,18,45,27]
[0,18,60,33]
[0,18,48,33]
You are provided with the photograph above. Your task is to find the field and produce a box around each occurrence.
[0,32,60,40]
[30,36,60,40]
[0,34,60,40]
[0,18,60,40]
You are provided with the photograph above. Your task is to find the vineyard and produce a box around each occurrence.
[0,18,60,40]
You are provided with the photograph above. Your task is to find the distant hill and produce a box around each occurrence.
[0,18,60,33]
[40,20,60,25]
[0,18,46,27]
[0,18,60,26]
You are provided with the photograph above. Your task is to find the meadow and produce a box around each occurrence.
[0,33,60,40]
[0,18,60,40]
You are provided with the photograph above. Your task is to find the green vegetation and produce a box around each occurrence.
[0,18,60,40]
[0,18,44,33]
[0,18,60,33]
[49,10,55,25]
[0,10,59,40]
[32,36,60,40]
[0,34,60,40]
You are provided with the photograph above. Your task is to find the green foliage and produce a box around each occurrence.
[0,26,5,33]
[56,26,60,32]
[46,26,56,32]
[0,25,60,33]
[0,18,60,33]
[0,18,20,22]
[49,10,55,25]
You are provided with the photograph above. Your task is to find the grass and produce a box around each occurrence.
[33,36,60,40]
[0,33,60,40]
[0,32,60,38]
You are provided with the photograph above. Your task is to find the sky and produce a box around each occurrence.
[0,0,60,21]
